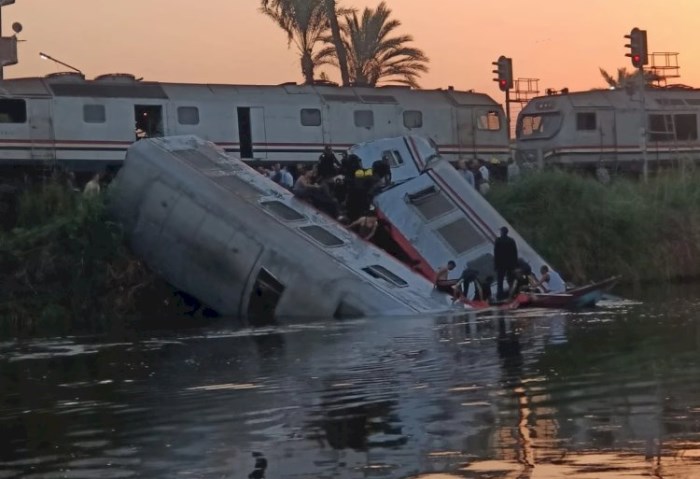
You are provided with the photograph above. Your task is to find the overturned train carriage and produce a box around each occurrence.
[515,87,700,170]
[351,136,554,293]
[108,135,454,319]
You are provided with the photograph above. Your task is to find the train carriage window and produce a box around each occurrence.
[381,149,404,167]
[0,99,26,123]
[261,200,305,221]
[177,106,200,125]
[403,110,423,128]
[517,113,562,139]
[300,225,344,247]
[576,112,597,131]
[362,265,408,287]
[476,111,501,131]
[300,108,322,126]
[674,114,698,140]
[83,104,106,124]
[436,217,484,255]
[354,110,374,128]
[648,114,674,142]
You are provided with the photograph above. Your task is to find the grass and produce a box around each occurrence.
[0,182,177,337]
[487,169,700,285]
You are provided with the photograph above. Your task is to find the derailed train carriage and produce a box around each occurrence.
[515,87,700,171]
[0,73,509,173]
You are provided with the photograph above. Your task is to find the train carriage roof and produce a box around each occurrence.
[521,87,700,113]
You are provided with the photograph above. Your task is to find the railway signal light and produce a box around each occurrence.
[492,56,513,92]
[624,27,648,69]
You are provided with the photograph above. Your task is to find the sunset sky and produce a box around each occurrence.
[5,0,699,101]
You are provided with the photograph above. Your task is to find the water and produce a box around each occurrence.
[2,286,700,478]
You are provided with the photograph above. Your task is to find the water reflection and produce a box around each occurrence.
[2,288,700,477]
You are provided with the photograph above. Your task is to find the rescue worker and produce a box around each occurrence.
[494,226,518,299]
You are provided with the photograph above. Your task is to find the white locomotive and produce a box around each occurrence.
[0,72,509,172]
[515,86,700,170]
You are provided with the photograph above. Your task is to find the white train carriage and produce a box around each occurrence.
[515,87,700,170]
[0,73,509,172]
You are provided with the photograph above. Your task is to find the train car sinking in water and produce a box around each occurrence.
[108,135,458,320]
[350,136,556,298]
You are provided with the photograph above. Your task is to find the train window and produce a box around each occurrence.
[407,187,454,221]
[83,104,106,123]
[381,150,404,167]
[477,111,501,131]
[300,108,321,126]
[300,225,344,247]
[362,265,408,287]
[403,110,423,128]
[0,99,26,123]
[177,106,200,125]
[261,200,305,221]
[354,110,374,128]
[648,114,674,142]
[674,114,698,141]
[576,112,597,131]
[436,217,484,255]
[517,113,562,139]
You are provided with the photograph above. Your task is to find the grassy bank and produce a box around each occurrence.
[487,169,700,285]
[0,182,183,337]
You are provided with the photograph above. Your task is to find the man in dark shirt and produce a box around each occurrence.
[318,145,340,180]
[493,226,518,299]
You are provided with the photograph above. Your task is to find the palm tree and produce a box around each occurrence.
[323,0,350,86]
[260,0,336,84]
[335,2,429,88]
[599,67,661,89]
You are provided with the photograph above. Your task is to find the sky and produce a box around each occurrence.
[4,0,700,101]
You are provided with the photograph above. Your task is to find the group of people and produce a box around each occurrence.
[454,157,522,195]
[257,145,392,224]
[434,226,566,304]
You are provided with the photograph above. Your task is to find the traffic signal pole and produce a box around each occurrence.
[492,56,514,137]
[625,27,650,182]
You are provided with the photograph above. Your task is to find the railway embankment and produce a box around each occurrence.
[0,182,191,336]
[487,168,700,285]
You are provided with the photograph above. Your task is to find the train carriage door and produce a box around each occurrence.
[135,104,166,139]
[456,107,476,160]
[237,107,267,160]
[595,109,617,164]
[28,99,55,163]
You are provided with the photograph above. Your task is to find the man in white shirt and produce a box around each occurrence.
[279,166,294,189]
[535,265,566,293]
[478,160,490,194]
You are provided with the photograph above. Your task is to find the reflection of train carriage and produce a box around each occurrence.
[0,72,510,173]
[515,87,700,171]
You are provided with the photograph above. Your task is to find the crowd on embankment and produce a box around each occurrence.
[2,166,700,336]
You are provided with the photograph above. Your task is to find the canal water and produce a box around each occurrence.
[1,285,700,478]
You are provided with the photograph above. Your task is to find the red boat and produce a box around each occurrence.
[518,276,620,309]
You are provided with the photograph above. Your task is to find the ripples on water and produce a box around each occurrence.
[2,287,700,478]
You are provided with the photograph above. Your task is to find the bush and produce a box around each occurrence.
[487,170,700,284]
[0,183,169,336]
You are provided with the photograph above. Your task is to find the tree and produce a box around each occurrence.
[335,1,429,88]
[599,67,662,89]
[323,0,350,86]
[260,0,336,84]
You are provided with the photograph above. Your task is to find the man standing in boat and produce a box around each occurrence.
[494,226,518,300]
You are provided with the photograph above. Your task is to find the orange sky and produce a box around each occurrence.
[4,0,699,101]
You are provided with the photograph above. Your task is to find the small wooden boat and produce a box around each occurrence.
[520,276,620,309]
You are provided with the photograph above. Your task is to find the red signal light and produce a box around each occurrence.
[499,79,507,90]
[633,54,640,63]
